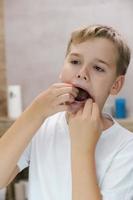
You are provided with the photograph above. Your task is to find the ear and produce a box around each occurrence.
[110,75,125,95]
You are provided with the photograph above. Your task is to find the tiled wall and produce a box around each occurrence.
[0,0,7,117]
[4,0,133,116]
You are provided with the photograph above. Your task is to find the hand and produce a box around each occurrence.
[68,99,102,155]
[33,83,78,119]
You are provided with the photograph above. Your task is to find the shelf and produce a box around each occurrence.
[0,118,14,137]
[116,118,133,132]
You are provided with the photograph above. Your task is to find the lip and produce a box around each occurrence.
[71,82,94,101]
[72,99,86,104]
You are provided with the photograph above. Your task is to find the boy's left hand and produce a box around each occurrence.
[68,99,102,155]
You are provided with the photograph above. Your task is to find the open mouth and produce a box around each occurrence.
[75,87,93,102]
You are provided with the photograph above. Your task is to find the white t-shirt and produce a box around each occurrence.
[17,112,133,200]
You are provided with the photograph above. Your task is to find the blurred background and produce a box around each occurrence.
[2,0,133,117]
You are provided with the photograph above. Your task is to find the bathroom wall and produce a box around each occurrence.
[4,0,133,116]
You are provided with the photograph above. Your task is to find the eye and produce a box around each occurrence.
[93,65,105,72]
[70,60,81,65]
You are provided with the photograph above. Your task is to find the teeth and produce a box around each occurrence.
[75,87,90,102]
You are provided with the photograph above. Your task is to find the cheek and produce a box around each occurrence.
[93,82,111,107]
[60,67,75,82]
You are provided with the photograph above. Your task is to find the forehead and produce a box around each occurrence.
[69,38,118,66]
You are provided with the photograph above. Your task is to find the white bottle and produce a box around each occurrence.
[7,85,22,119]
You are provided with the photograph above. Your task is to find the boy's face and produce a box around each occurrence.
[60,38,124,113]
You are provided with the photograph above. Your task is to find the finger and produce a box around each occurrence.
[56,94,75,105]
[52,82,74,88]
[82,98,93,118]
[91,102,100,120]
[55,87,78,98]
[76,107,83,116]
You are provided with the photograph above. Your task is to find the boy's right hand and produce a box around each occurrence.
[34,83,78,119]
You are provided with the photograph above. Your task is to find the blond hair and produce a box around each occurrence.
[66,25,131,76]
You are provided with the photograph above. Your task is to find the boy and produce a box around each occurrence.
[0,24,133,200]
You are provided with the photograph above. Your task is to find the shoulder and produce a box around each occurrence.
[102,113,133,143]
[32,111,66,139]
[97,118,133,157]
[112,119,133,142]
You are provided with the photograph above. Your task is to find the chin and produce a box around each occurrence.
[67,101,85,113]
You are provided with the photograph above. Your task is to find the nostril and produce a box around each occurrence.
[84,76,87,80]
[76,74,88,80]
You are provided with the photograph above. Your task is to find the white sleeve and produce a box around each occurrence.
[101,139,133,200]
[17,142,31,172]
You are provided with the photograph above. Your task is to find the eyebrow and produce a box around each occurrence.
[69,53,110,67]
[94,58,110,67]
[69,53,81,57]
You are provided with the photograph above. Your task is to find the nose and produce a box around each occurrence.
[76,74,87,80]
[76,70,88,81]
